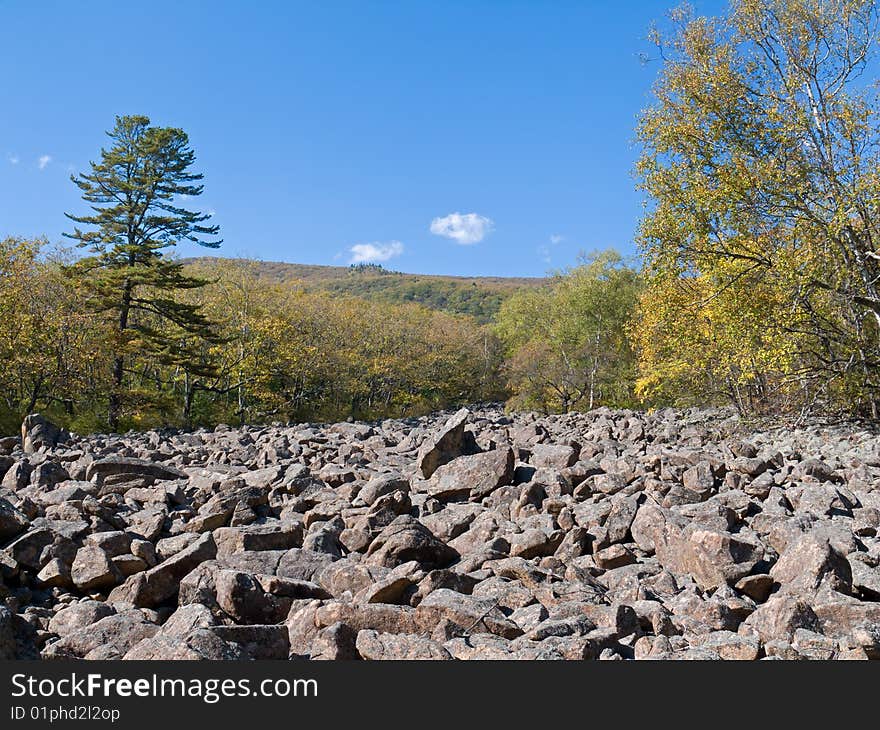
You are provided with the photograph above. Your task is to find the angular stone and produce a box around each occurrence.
[159,604,217,636]
[208,624,291,659]
[0,498,29,541]
[654,523,763,591]
[849,557,880,599]
[509,528,563,560]
[48,600,116,636]
[414,588,522,638]
[215,570,290,623]
[42,610,159,659]
[358,473,410,506]
[734,574,775,603]
[770,534,852,593]
[71,546,120,592]
[2,527,54,571]
[315,602,422,635]
[311,622,359,660]
[417,408,471,479]
[276,548,337,582]
[37,558,73,589]
[356,629,452,660]
[84,530,133,557]
[123,629,245,660]
[423,447,514,501]
[743,594,821,642]
[21,414,68,453]
[697,631,761,660]
[107,532,216,608]
[594,544,636,570]
[365,516,458,569]
[86,456,187,483]
[529,444,579,470]
[213,522,303,557]
[1,460,32,491]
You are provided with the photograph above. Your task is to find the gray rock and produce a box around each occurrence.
[417,408,472,478]
[21,414,68,453]
[86,456,187,483]
[42,610,159,659]
[365,516,459,569]
[415,588,523,638]
[107,532,216,607]
[422,447,514,501]
[356,629,452,660]
[0,498,29,542]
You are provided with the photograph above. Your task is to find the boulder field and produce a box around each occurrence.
[1,407,879,660]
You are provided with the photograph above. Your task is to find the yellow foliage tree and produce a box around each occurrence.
[635,0,880,416]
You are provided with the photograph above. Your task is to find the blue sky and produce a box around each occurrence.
[0,0,726,277]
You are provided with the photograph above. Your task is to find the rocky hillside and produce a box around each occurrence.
[1,407,879,660]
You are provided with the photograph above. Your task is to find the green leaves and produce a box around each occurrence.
[65,115,220,254]
[496,251,641,412]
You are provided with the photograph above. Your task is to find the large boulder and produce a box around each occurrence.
[365,516,459,569]
[636,503,763,590]
[123,629,246,660]
[48,600,116,637]
[86,456,188,483]
[107,533,216,608]
[416,408,474,479]
[0,498,29,542]
[71,546,121,592]
[21,414,68,453]
[770,533,852,593]
[415,589,523,639]
[421,447,515,501]
[42,610,159,659]
[742,594,821,642]
[356,630,452,660]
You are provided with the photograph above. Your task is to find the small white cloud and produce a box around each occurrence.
[538,234,563,263]
[38,154,52,170]
[538,245,552,263]
[348,240,404,265]
[8,154,19,165]
[429,212,493,245]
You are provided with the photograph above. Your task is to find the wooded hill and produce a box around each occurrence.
[186,257,546,323]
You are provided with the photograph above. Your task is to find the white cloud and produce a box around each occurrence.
[429,212,494,245]
[538,245,552,263]
[348,240,404,265]
[8,154,19,165]
[38,154,52,170]
[539,234,563,263]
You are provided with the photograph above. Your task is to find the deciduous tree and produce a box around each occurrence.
[636,0,880,415]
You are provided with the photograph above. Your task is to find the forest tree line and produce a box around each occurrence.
[1,1,878,433]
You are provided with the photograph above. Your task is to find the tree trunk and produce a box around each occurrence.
[109,277,133,431]
[25,377,43,416]
[183,371,194,427]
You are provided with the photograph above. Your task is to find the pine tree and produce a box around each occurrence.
[65,115,222,430]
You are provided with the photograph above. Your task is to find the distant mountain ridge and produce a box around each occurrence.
[184,256,547,323]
